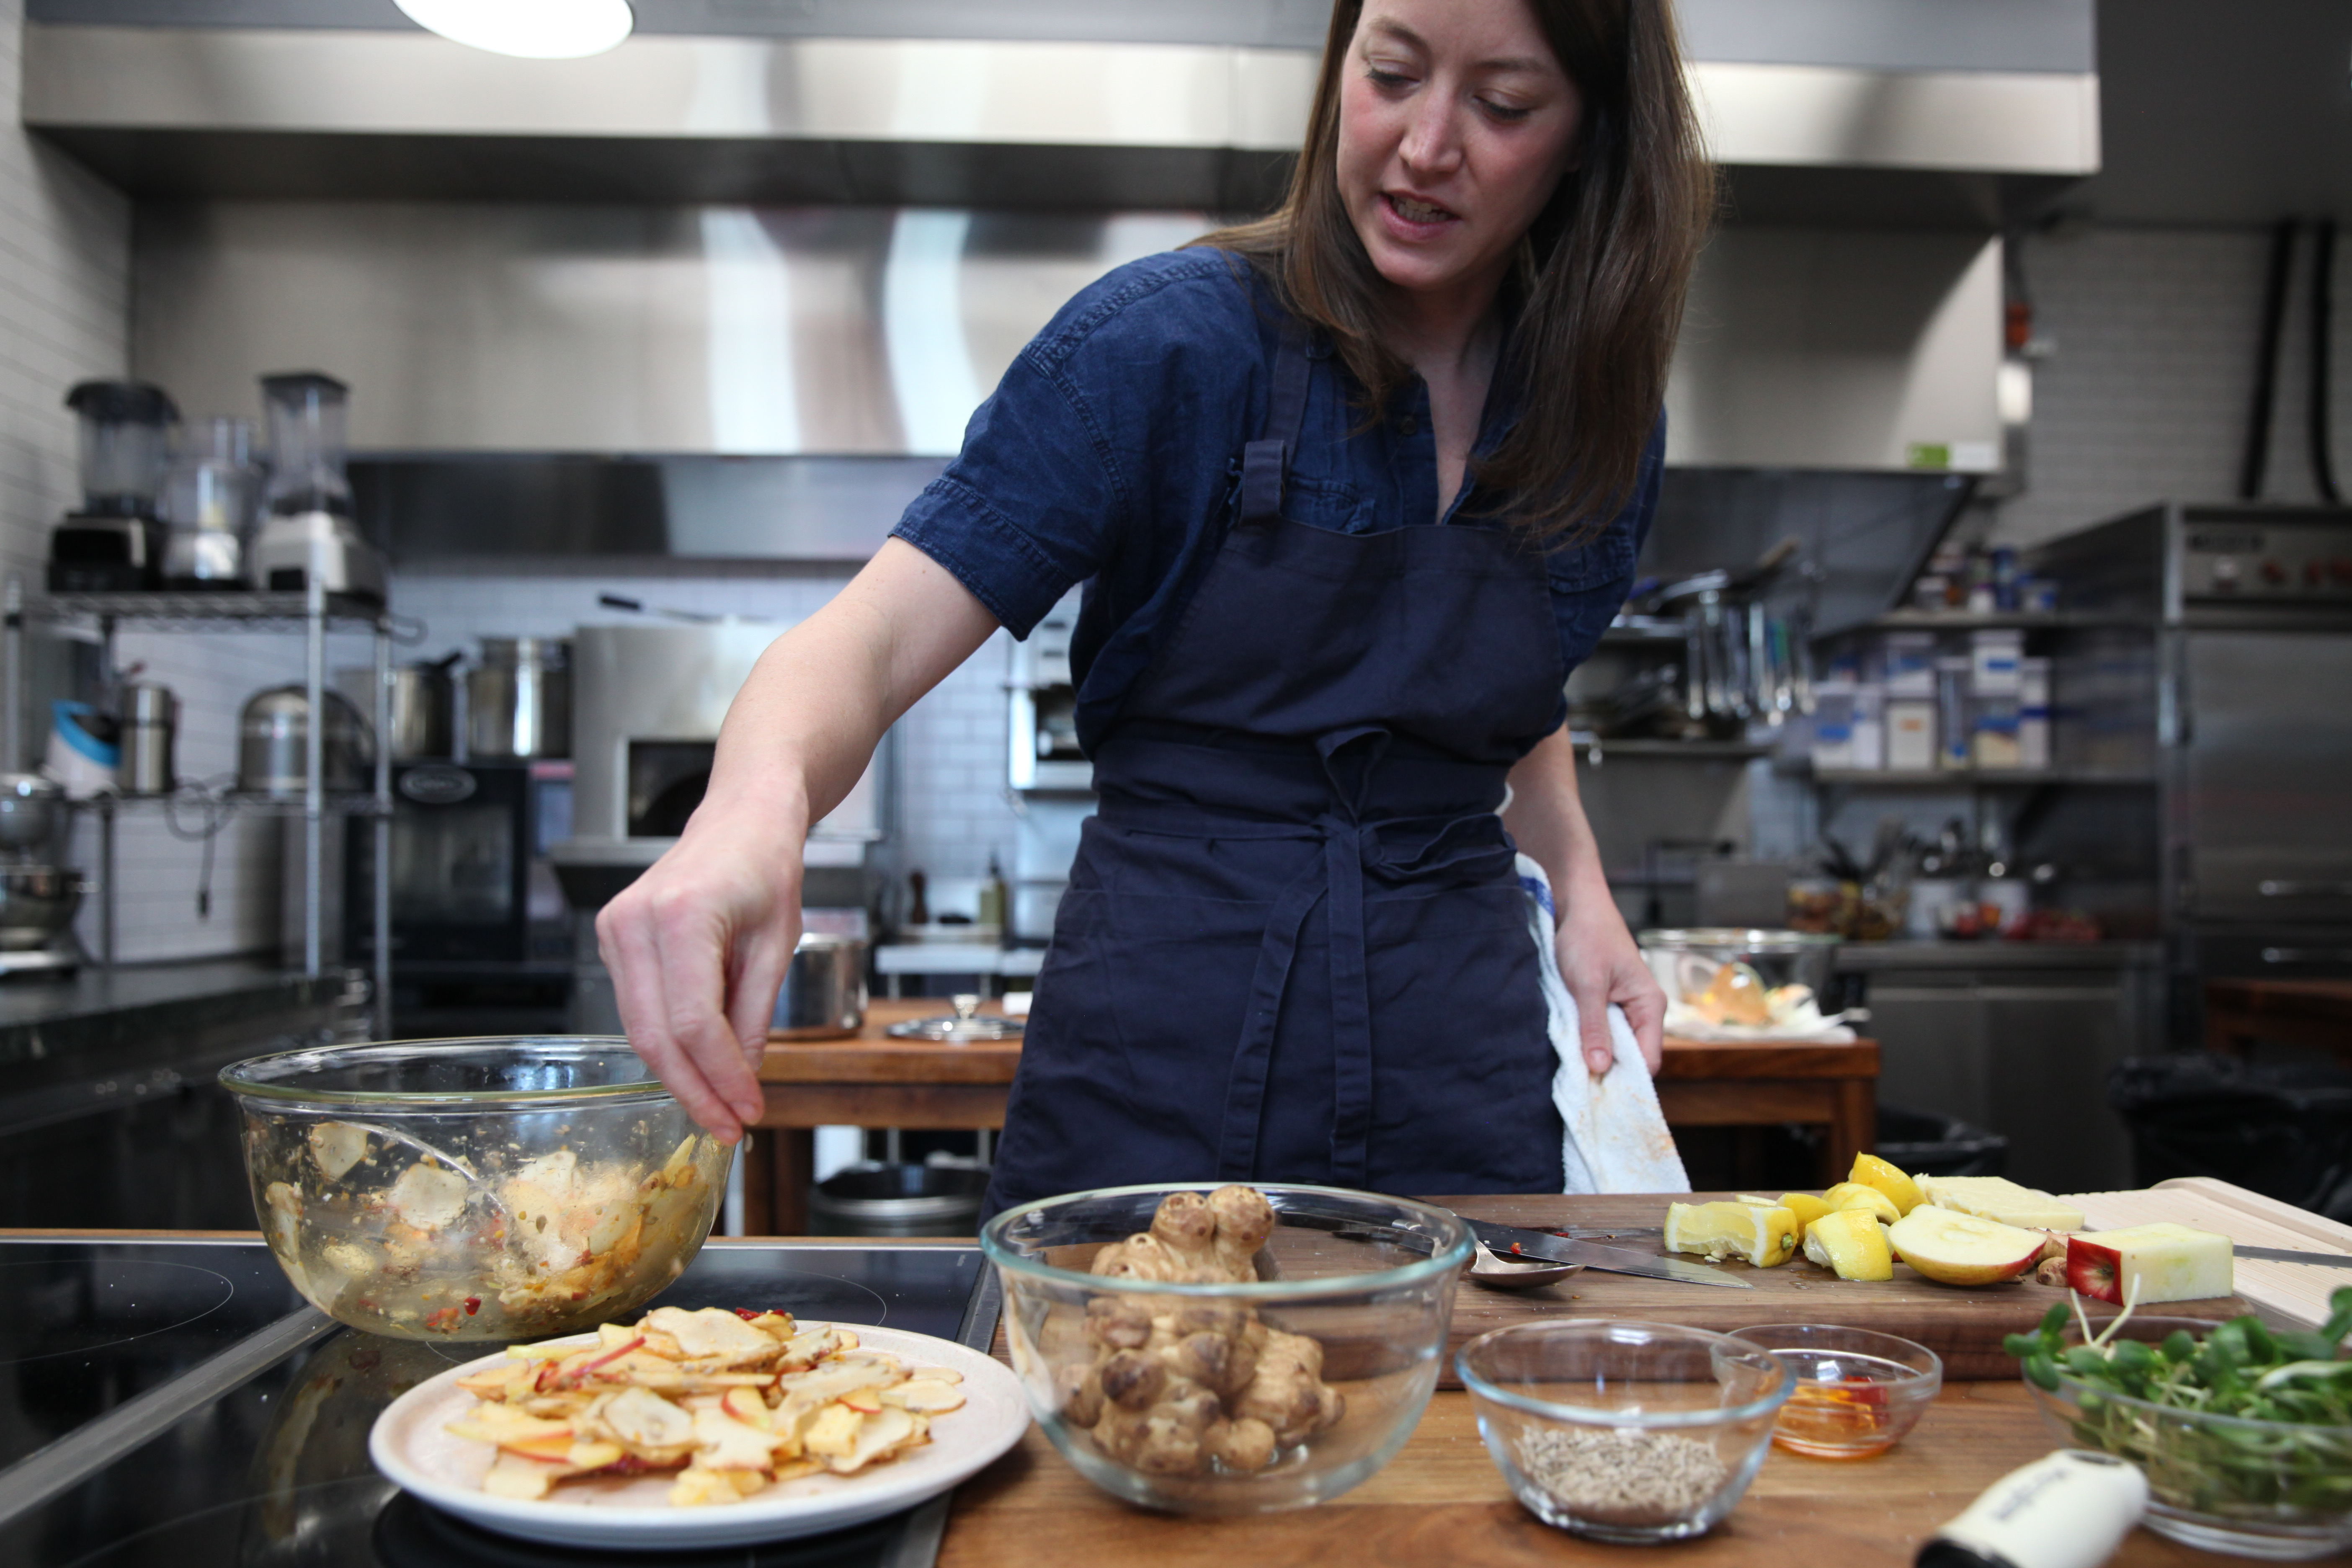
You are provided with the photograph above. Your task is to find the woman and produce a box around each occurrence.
[599,0,1712,1211]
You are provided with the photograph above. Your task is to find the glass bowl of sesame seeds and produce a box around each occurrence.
[1457,1320,1793,1543]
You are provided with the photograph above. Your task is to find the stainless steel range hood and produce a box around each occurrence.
[25,0,2097,222]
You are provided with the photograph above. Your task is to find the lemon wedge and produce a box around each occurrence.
[1665,1200,1799,1267]
[1803,1207,1895,1281]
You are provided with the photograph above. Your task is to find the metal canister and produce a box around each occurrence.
[771,932,867,1039]
[118,683,177,795]
[467,637,570,759]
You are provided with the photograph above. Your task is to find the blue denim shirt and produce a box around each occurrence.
[893,249,1659,752]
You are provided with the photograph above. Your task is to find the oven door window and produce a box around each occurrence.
[394,800,516,926]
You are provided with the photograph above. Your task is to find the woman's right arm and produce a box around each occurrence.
[596,538,1002,1141]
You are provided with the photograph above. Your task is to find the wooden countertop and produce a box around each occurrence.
[942,1382,2217,1568]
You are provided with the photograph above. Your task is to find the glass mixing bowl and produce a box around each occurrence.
[981,1183,1471,1514]
[1458,1320,1793,1543]
[1727,1323,1942,1460]
[2027,1315,2352,1559]
[221,1037,732,1341]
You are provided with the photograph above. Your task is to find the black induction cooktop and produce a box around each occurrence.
[0,1238,996,1568]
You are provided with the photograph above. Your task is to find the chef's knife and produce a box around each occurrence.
[1463,1218,1752,1289]
[2236,1245,2352,1269]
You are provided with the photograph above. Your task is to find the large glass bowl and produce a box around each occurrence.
[2026,1315,2352,1560]
[1458,1320,1793,1543]
[221,1037,732,1342]
[980,1183,1471,1514]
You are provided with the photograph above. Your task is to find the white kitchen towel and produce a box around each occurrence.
[1518,854,1690,1195]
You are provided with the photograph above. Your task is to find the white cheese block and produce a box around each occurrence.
[2067,1222,2234,1305]
[1917,1175,2085,1232]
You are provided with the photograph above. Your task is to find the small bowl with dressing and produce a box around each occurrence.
[1726,1323,1942,1459]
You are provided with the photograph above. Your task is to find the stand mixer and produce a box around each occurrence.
[0,774,84,977]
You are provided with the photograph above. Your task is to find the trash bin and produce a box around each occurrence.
[1875,1105,2007,1178]
[2109,1055,2352,1220]
[808,1163,990,1238]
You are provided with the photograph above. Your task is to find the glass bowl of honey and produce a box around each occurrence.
[1726,1324,1941,1460]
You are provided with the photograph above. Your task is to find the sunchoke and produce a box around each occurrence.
[1064,1187,1342,1475]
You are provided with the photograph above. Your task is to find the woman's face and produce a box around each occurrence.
[1336,0,1584,304]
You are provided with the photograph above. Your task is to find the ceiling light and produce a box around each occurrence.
[395,0,634,60]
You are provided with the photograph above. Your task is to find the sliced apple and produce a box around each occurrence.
[1777,1191,1836,1238]
[1849,1153,1926,1216]
[1822,1182,1901,1227]
[1917,1176,2085,1232]
[1885,1204,2045,1287]
[1664,1200,1800,1266]
[2065,1223,2233,1305]
[1803,1206,1896,1280]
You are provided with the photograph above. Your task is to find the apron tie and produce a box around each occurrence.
[1211,735,1516,1184]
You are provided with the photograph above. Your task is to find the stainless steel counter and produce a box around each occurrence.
[1834,940,2164,971]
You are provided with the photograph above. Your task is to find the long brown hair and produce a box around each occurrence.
[1198,0,1713,543]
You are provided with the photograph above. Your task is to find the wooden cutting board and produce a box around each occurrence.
[1408,1194,2253,1384]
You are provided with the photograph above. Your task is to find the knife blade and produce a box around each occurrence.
[1464,1219,1752,1289]
[2237,1245,2352,1269]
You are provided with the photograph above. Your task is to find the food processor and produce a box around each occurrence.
[249,371,386,603]
[46,380,178,592]
[160,415,260,588]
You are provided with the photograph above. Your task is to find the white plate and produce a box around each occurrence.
[368,1324,1030,1549]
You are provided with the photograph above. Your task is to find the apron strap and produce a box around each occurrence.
[1237,320,1312,526]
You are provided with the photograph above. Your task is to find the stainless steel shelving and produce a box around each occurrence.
[3,579,394,1038]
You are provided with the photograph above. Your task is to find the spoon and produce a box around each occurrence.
[1467,1236,1584,1291]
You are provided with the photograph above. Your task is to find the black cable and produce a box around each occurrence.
[2241,219,2299,500]
[2313,219,2342,505]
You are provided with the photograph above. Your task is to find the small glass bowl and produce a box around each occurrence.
[1457,1320,1793,1543]
[2027,1315,2352,1560]
[981,1183,1470,1515]
[1728,1324,1942,1460]
[221,1037,731,1341]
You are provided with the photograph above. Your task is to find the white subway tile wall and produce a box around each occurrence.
[0,0,128,586]
[0,0,283,962]
[1994,226,2351,549]
[387,564,1024,892]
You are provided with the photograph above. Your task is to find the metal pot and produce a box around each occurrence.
[237,686,374,796]
[771,932,867,1039]
[0,774,65,855]
[468,637,570,760]
[0,865,83,949]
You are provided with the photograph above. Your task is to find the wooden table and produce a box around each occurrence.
[745,1001,1877,1233]
[2205,977,2352,1058]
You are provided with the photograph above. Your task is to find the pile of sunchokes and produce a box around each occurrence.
[1057,1186,1344,1475]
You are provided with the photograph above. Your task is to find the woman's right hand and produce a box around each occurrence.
[588,540,1008,1144]
[595,811,804,1144]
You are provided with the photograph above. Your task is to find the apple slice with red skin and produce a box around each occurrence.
[1885,1204,2046,1287]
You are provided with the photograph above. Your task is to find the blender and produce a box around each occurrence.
[250,371,386,603]
[46,380,178,592]
[160,415,261,588]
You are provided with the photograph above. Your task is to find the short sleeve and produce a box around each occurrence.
[890,354,1118,640]
[1546,415,1664,673]
[890,251,1259,640]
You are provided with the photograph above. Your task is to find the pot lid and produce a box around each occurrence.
[885,994,1023,1043]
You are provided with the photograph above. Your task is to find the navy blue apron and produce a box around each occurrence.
[984,322,1568,1212]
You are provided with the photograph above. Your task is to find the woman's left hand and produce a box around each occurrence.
[1555,900,1665,1075]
